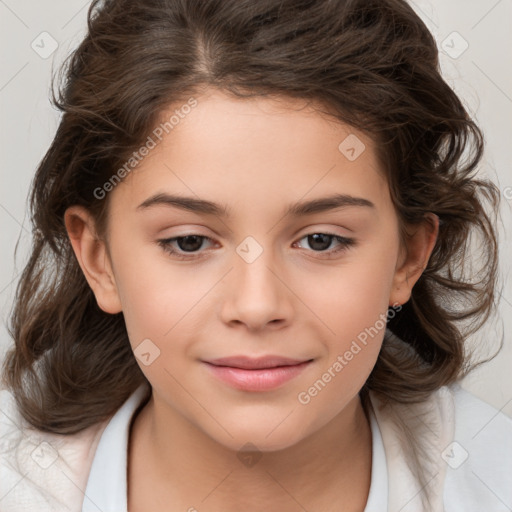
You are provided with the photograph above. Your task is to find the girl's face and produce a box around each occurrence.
[67,88,437,452]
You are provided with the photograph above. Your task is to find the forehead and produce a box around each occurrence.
[109,89,390,217]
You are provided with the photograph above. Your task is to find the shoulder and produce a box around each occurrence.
[442,383,512,511]
[368,382,512,511]
[0,386,108,512]
[449,382,512,439]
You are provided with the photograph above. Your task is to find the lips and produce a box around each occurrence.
[202,355,314,391]
[205,355,312,370]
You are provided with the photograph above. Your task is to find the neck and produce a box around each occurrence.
[128,392,373,512]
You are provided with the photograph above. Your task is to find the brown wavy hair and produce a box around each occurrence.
[2,0,502,436]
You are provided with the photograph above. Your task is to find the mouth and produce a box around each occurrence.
[202,356,314,391]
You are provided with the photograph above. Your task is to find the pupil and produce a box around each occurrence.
[176,234,333,253]
[178,235,203,252]
[309,233,331,251]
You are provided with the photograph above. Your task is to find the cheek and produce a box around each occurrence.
[299,232,399,386]
[108,238,188,346]
[294,254,397,422]
[309,236,398,336]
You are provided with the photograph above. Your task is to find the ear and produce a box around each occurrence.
[64,205,122,314]
[389,213,439,307]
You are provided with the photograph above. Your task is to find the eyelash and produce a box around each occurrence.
[157,232,356,260]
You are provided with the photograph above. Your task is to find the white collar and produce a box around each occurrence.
[369,386,455,512]
[82,384,150,512]
[365,402,389,510]
[82,384,388,512]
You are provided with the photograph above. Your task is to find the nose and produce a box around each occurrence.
[219,243,294,332]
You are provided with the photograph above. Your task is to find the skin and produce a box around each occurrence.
[65,88,438,511]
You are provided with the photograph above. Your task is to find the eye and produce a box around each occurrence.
[157,235,215,260]
[157,232,355,260]
[293,233,356,257]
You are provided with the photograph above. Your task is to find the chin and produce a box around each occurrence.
[226,435,302,455]
[206,420,308,454]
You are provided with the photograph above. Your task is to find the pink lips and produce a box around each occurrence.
[203,356,313,391]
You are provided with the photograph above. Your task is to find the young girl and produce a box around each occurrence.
[1,0,510,511]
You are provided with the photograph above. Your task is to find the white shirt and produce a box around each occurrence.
[82,384,389,511]
[2,380,511,511]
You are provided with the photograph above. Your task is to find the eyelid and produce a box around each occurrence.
[292,232,356,254]
[295,223,353,238]
[157,229,356,260]
[157,234,217,259]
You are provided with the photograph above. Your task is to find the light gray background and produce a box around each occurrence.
[1,0,511,417]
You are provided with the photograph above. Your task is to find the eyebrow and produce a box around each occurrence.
[136,192,375,217]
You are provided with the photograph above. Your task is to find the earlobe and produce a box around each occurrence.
[389,213,439,307]
[64,206,122,314]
